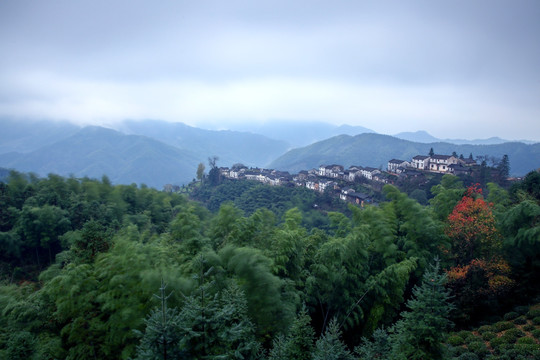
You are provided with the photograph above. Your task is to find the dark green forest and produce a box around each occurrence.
[1,170,539,359]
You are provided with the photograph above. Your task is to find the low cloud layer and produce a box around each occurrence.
[1,0,539,140]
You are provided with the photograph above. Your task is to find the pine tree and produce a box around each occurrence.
[284,306,315,360]
[175,258,261,360]
[134,280,185,360]
[268,335,289,360]
[312,318,356,360]
[497,154,510,179]
[390,259,454,360]
[355,328,392,360]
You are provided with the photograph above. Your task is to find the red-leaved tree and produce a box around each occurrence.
[446,184,501,265]
[444,185,513,324]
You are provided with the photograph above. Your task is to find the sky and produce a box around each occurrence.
[1,0,539,141]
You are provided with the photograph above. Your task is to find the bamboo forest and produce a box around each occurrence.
[1,170,539,359]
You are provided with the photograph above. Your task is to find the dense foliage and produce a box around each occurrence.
[0,170,539,359]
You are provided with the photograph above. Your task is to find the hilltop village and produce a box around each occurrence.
[213,153,482,207]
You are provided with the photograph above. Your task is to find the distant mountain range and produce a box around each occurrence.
[0,119,289,187]
[0,119,538,187]
[116,119,289,167]
[393,130,537,145]
[0,126,201,188]
[269,133,540,176]
[201,120,376,147]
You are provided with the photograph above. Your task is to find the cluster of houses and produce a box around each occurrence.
[216,153,477,207]
[388,154,476,176]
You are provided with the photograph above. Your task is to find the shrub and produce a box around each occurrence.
[457,330,477,343]
[467,341,490,357]
[513,343,540,356]
[505,328,525,337]
[490,336,506,349]
[532,329,540,339]
[527,308,540,319]
[493,321,515,332]
[482,331,496,341]
[501,328,525,343]
[523,324,535,332]
[448,345,468,357]
[504,311,520,321]
[495,348,519,359]
[513,316,527,325]
[447,335,465,346]
[514,306,529,315]
[457,352,479,360]
[493,342,514,355]
[478,325,493,334]
[516,336,535,345]
[533,316,540,325]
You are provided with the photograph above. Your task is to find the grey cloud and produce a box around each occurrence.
[0,0,539,140]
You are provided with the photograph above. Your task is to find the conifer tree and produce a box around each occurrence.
[390,258,454,360]
[268,335,288,360]
[175,256,261,360]
[497,154,510,179]
[268,306,315,360]
[134,280,185,360]
[312,318,355,360]
[355,328,392,360]
[284,306,315,360]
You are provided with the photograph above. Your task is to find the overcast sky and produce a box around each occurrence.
[1,0,539,141]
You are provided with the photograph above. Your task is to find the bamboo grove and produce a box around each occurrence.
[0,170,539,359]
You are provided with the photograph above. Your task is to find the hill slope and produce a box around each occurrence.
[0,126,201,187]
[116,119,289,167]
[269,133,540,176]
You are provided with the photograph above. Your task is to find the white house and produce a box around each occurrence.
[319,165,344,177]
[411,155,430,170]
[387,159,410,173]
[359,167,380,180]
[429,155,459,173]
[340,187,355,201]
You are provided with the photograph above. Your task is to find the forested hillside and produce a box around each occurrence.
[0,170,539,359]
[269,133,540,176]
[0,126,202,188]
[0,119,290,188]
[117,119,290,167]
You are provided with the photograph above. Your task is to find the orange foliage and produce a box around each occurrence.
[446,257,514,297]
[445,184,501,265]
[444,185,514,322]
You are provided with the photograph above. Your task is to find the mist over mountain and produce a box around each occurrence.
[0,119,290,187]
[0,118,80,154]
[269,133,540,176]
[115,119,289,167]
[1,119,538,188]
[202,120,376,147]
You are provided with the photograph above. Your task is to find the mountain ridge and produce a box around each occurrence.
[1,119,538,187]
[394,130,537,145]
[0,126,202,188]
[269,133,540,176]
